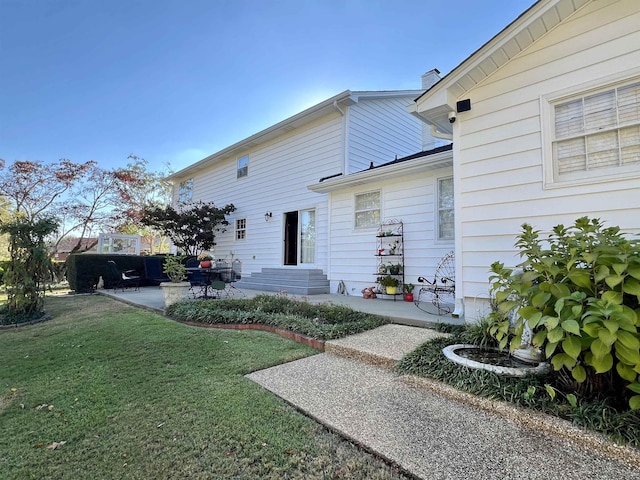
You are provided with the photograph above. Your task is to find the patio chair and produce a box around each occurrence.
[415,251,455,315]
[106,260,141,292]
[186,258,210,298]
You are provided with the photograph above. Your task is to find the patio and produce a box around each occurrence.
[98,285,464,327]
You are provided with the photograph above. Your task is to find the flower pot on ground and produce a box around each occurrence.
[403,283,415,302]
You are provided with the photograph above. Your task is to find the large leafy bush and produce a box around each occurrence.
[489,217,640,409]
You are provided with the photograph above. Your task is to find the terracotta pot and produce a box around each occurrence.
[199,260,212,268]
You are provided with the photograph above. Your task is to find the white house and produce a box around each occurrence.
[408,0,640,320]
[168,76,444,294]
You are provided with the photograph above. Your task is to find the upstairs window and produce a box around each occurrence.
[237,155,249,178]
[354,191,380,229]
[551,79,640,183]
[178,178,193,204]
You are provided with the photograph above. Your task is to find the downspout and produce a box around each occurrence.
[430,124,453,141]
[333,100,347,174]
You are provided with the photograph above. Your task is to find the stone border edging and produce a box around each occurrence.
[175,321,326,351]
[402,374,640,470]
[0,314,52,330]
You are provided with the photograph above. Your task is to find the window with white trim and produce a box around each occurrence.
[237,155,249,178]
[235,218,246,240]
[354,191,380,229]
[178,178,193,204]
[437,177,454,241]
[551,79,640,183]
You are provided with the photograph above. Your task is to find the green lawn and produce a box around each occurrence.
[0,295,409,480]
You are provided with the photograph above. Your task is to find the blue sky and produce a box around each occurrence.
[1,0,534,173]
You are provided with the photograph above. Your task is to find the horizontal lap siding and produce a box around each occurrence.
[187,115,343,275]
[347,97,423,173]
[458,0,640,305]
[328,166,453,295]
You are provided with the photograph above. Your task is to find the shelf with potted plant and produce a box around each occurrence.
[374,220,404,300]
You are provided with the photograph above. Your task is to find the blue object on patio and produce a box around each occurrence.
[142,256,170,284]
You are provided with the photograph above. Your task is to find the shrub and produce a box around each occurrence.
[165,294,390,340]
[488,217,640,410]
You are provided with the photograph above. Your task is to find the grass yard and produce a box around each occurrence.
[0,295,409,480]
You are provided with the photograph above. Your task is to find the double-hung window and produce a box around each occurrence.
[235,218,246,240]
[550,79,640,184]
[355,191,380,228]
[237,155,249,178]
[178,178,193,204]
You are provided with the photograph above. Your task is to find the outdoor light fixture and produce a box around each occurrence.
[264,211,272,222]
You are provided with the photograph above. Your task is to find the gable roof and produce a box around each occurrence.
[408,0,591,135]
[168,89,424,181]
[308,144,453,193]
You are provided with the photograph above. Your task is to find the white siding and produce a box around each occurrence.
[347,97,424,173]
[172,113,343,276]
[327,166,454,295]
[456,0,640,317]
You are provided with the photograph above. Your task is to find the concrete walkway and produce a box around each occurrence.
[248,325,640,480]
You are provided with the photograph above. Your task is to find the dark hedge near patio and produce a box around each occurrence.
[165,294,390,340]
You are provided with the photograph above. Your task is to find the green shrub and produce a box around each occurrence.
[488,217,640,410]
[165,294,390,340]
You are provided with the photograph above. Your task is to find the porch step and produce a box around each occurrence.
[235,268,330,295]
[324,324,449,370]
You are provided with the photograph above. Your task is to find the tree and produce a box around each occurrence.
[0,159,94,221]
[0,217,58,321]
[141,201,236,256]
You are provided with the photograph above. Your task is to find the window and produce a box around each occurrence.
[237,155,249,178]
[355,191,380,228]
[178,178,193,203]
[236,218,246,240]
[300,209,315,264]
[437,177,454,241]
[550,79,640,183]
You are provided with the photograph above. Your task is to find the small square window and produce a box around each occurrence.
[236,218,246,240]
[237,155,249,178]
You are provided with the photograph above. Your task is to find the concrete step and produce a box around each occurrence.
[236,268,330,295]
[324,324,448,369]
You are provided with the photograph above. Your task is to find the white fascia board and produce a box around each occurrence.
[308,150,453,193]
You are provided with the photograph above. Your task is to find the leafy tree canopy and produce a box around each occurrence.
[141,201,236,256]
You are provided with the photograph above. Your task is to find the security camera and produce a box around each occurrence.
[448,111,456,123]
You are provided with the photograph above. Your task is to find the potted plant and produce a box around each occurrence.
[403,283,415,302]
[388,263,402,275]
[378,275,400,295]
[159,256,190,308]
[378,263,388,274]
[197,251,213,268]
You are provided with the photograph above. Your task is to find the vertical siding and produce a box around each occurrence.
[347,97,424,173]
[327,166,454,295]
[457,0,640,318]
[173,114,344,276]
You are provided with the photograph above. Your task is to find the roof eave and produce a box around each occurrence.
[168,89,425,181]
[308,150,453,193]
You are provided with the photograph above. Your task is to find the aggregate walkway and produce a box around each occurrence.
[247,325,640,480]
